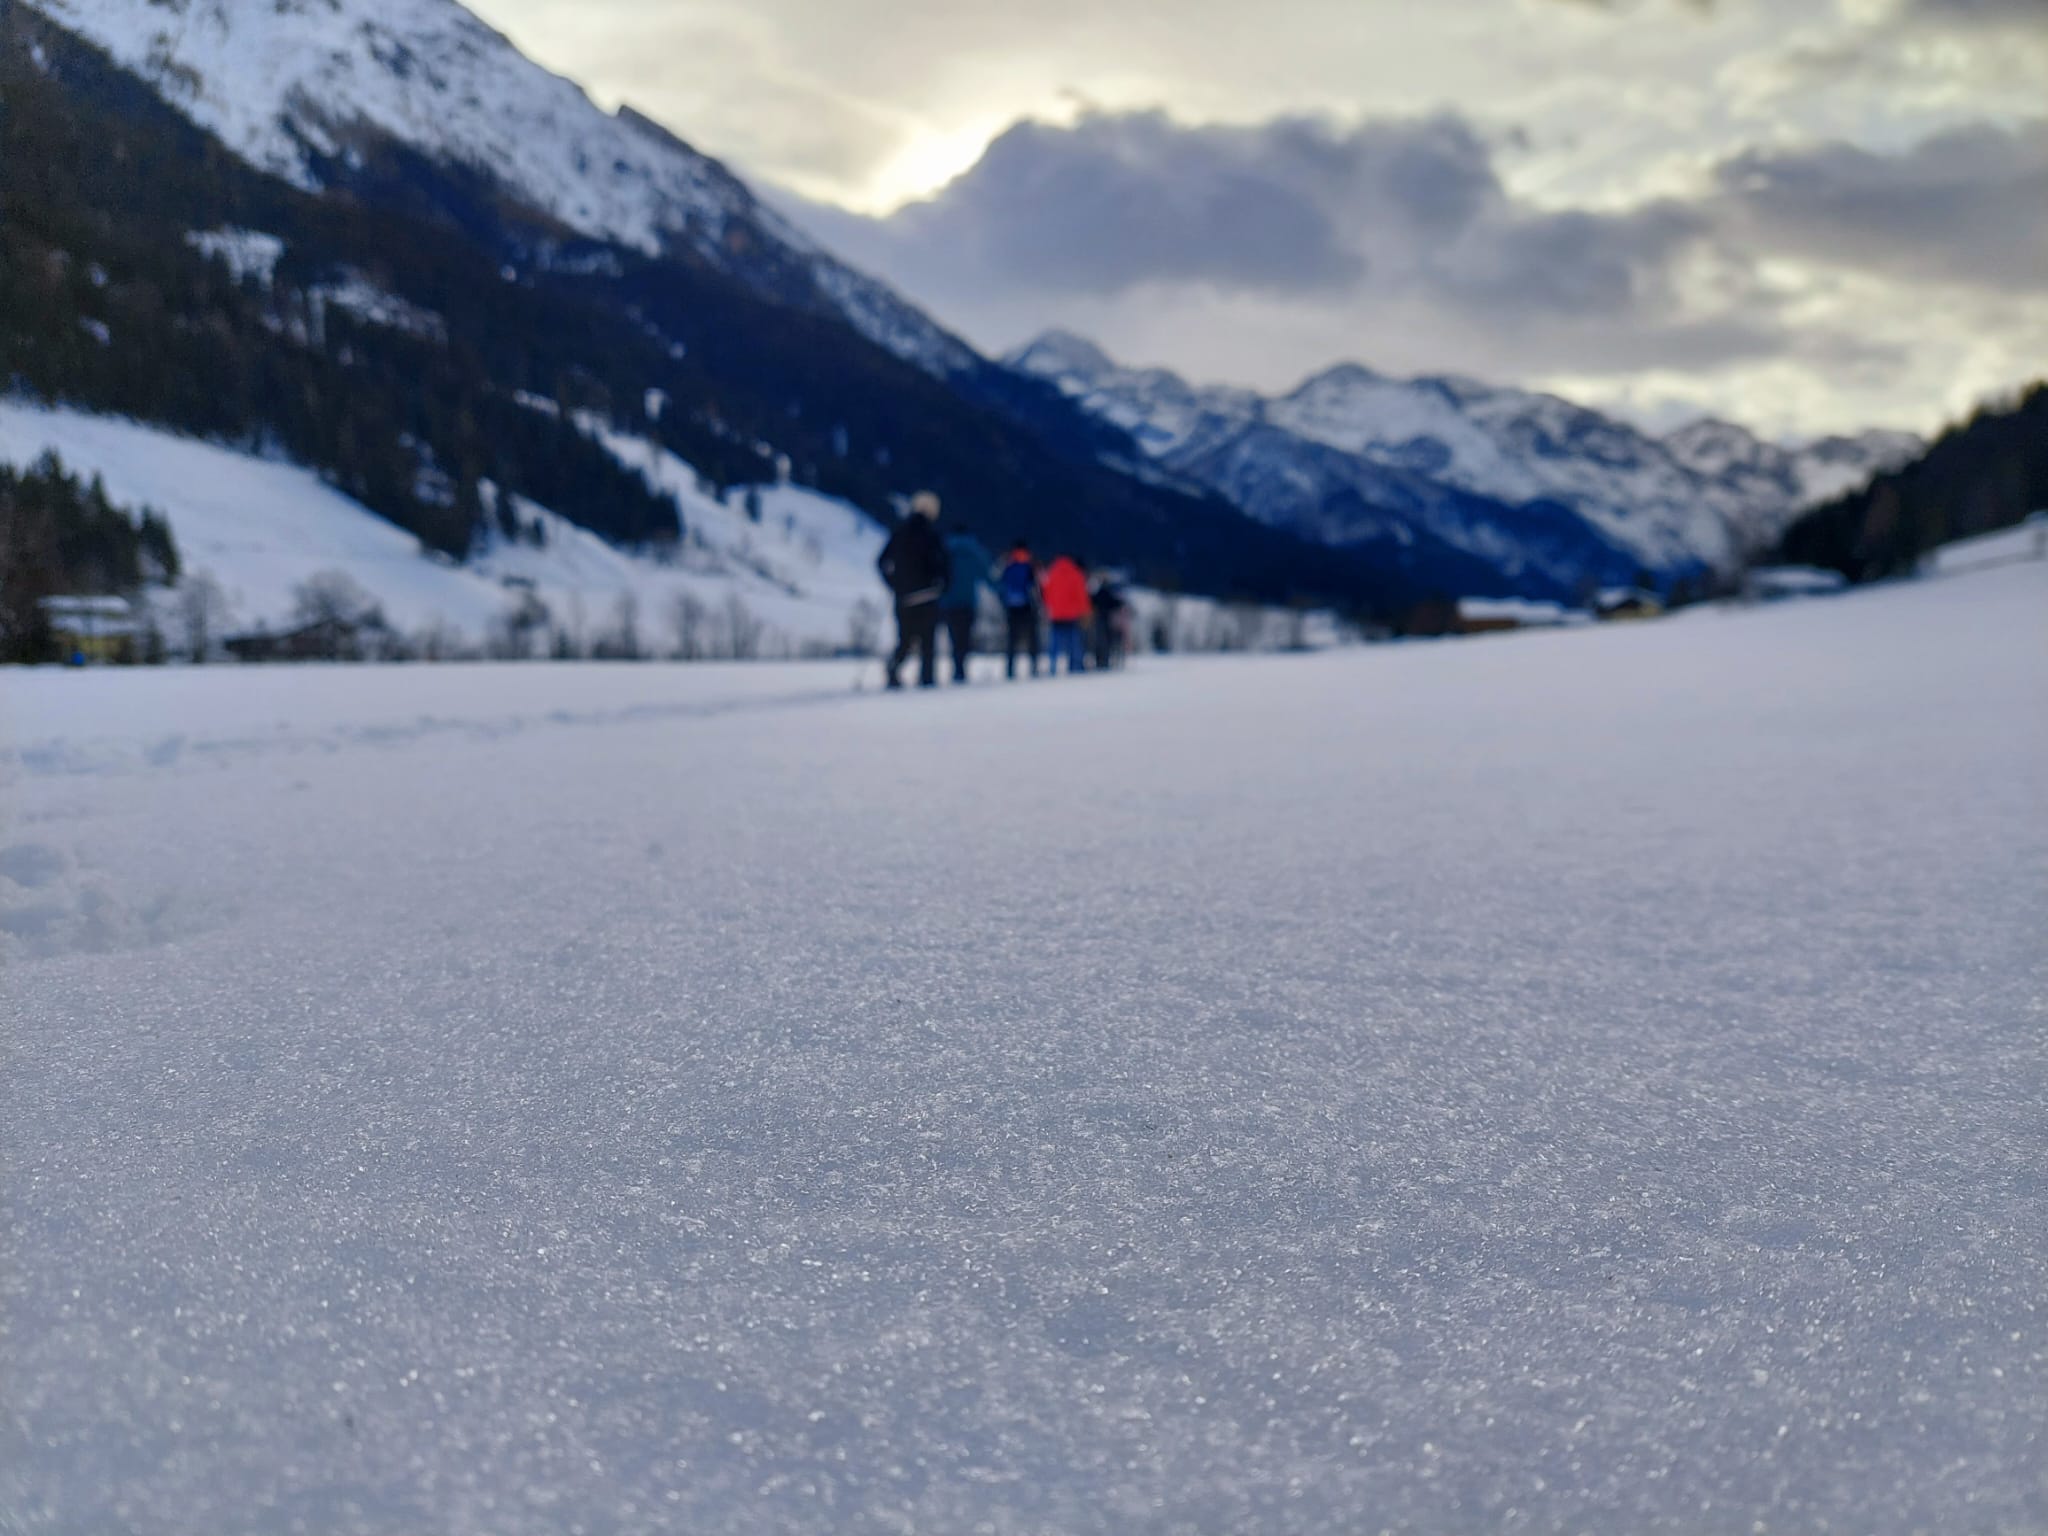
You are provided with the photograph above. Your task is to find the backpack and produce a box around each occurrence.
[999,559,1036,609]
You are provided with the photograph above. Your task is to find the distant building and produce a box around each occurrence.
[1398,595,1460,638]
[1746,566,1847,603]
[222,615,371,662]
[1594,587,1665,622]
[40,595,137,664]
[1454,597,1582,635]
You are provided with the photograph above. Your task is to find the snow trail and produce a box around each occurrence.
[3,564,2044,1533]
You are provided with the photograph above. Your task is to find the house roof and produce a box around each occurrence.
[40,595,134,619]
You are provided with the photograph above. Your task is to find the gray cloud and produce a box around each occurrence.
[1534,0,1717,12]
[780,108,1781,377]
[884,112,1374,295]
[1896,0,2048,28]
[771,101,2048,433]
[816,111,1705,311]
[1713,120,2048,292]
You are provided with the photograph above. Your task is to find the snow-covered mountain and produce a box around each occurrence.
[1662,419,1924,543]
[1010,331,1922,595]
[26,0,976,376]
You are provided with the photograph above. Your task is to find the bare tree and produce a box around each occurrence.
[724,593,765,660]
[1156,594,1182,655]
[598,590,642,660]
[176,570,232,662]
[1224,601,1267,653]
[292,569,381,630]
[847,597,881,658]
[1283,598,1313,652]
[489,589,551,659]
[288,569,386,660]
[670,591,709,660]
[414,617,466,662]
[562,591,588,659]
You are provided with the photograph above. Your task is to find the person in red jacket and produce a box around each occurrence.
[1039,554,1093,676]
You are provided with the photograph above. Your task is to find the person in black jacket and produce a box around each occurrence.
[876,491,951,689]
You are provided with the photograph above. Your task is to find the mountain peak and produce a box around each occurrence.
[1008,329,1117,381]
[615,104,698,159]
[1291,361,1383,396]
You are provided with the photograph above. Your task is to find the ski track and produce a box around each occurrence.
[2,565,2045,1534]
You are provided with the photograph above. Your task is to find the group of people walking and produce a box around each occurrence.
[875,492,1131,690]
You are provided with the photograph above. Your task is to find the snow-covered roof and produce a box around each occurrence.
[1748,566,1846,596]
[1455,597,1578,626]
[40,594,135,619]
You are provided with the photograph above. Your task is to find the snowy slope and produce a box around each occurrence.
[0,400,887,653]
[0,400,510,636]
[27,0,975,376]
[1010,332,1922,582]
[4,556,2043,1533]
[1923,513,2048,575]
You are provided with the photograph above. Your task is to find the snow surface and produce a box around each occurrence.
[4,558,2044,1532]
[0,401,887,653]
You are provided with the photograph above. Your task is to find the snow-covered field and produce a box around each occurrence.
[3,559,2043,1533]
[0,400,1341,661]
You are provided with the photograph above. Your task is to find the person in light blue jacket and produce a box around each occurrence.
[938,525,994,684]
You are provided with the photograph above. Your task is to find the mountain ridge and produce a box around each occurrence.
[1008,329,1922,597]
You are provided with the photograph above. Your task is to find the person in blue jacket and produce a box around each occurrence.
[996,540,1041,678]
[938,523,994,684]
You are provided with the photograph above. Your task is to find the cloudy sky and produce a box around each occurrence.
[468,0,2047,437]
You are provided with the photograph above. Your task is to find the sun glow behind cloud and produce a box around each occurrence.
[851,118,1017,214]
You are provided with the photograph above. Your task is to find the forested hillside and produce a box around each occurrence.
[1776,384,2047,581]
[2,3,732,555]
